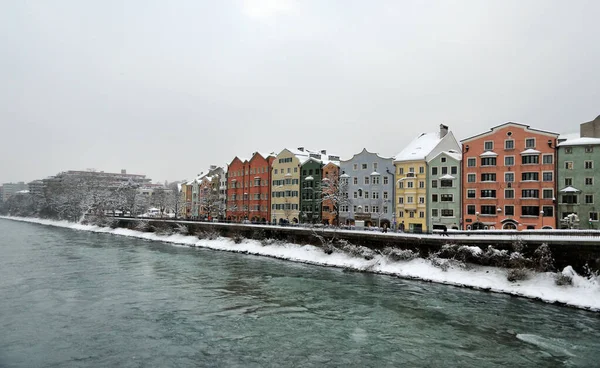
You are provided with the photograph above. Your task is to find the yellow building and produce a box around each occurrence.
[394,125,460,232]
[271,148,310,223]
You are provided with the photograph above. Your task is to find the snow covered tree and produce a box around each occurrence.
[320,171,351,226]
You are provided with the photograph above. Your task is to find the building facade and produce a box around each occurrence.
[270,149,304,224]
[394,125,460,232]
[300,157,324,224]
[1,182,28,202]
[321,161,340,225]
[339,148,395,228]
[427,150,462,230]
[557,135,600,229]
[461,122,558,230]
[226,152,274,223]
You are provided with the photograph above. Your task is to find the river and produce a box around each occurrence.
[1,219,599,367]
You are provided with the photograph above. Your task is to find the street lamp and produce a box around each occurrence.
[540,210,544,229]
[590,218,594,230]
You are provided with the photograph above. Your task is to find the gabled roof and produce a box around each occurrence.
[395,132,443,162]
[427,149,462,163]
[461,122,559,143]
[560,186,581,193]
[341,148,394,163]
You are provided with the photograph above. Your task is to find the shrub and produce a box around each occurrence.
[134,220,150,232]
[507,268,529,282]
[337,240,377,260]
[532,243,554,272]
[480,246,510,267]
[382,247,419,262]
[554,273,573,286]
[175,224,189,235]
[508,252,531,269]
[429,256,467,272]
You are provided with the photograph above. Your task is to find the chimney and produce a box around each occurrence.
[320,150,327,155]
[121,169,127,174]
[210,165,217,170]
[297,147,305,152]
[440,124,449,138]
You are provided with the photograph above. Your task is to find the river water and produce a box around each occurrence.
[1,219,599,367]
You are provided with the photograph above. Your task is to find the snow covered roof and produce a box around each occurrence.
[340,173,350,178]
[305,176,314,181]
[520,148,541,155]
[395,132,443,161]
[439,174,455,180]
[341,148,395,163]
[370,171,380,176]
[560,186,581,193]
[558,137,600,146]
[427,149,462,163]
[479,151,498,157]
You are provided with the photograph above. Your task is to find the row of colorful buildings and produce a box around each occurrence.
[181,115,600,231]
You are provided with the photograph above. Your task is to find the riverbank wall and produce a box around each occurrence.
[111,217,600,272]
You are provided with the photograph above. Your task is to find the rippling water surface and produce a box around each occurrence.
[1,219,599,367]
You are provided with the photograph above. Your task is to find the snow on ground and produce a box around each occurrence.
[2,216,600,312]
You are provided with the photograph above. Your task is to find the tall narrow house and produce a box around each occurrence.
[394,124,460,232]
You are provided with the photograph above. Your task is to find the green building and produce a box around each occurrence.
[426,149,462,230]
[300,156,324,224]
[557,136,600,229]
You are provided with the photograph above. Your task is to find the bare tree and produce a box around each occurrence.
[320,172,351,226]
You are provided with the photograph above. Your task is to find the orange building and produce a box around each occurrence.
[321,161,340,225]
[461,123,558,230]
[226,152,275,223]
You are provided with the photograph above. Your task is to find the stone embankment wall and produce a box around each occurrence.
[113,218,600,272]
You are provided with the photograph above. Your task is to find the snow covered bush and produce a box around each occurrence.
[508,251,531,269]
[554,273,573,286]
[429,255,467,272]
[382,247,419,261]
[507,268,529,282]
[479,246,510,267]
[151,222,173,235]
[532,243,554,272]
[134,220,150,232]
[336,240,377,260]
[175,224,189,235]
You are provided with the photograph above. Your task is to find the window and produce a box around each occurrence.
[373,163,378,171]
[441,167,448,175]
[467,174,476,183]
[481,157,497,166]
[362,163,368,170]
[542,172,553,182]
[505,206,515,216]
[409,211,415,218]
[467,205,476,215]
[542,206,553,217]
[407,181,413,188]
[481,173,496,182]
[364,177,370,185]
[505,189,515,199]
[431,194,438,202]
[398,211,404,218]
[383,177,388,185]
[521,172,539,181]
[522,206,540,216]
[398,182,404,189]
[407,196,414,203]
[590,212,599,222]
[372,191,379,199]
[440,179,453,188]
[353,177,358,185]
[586,195,594,204]
[398,197,404,204]
[409,167,415,173]
[525,138,536,148]
[585,161,594,169]
[542,154,553,164]
[505,172,514,182]
[467,158,476,167]
[365,206,369,213]
[481,206,496,215]
[504,156,515,166]
[372,176,380,185]
[585,146,594,153]
[431,180,438,188]
[432,209,438,217]
[383,191,388,199]
[451,166,457,175]
[481,190,496,198]
[543,189,553,199]
[364,191,369,199]
[467,189,476,199]
[372,206,379,213]
[432,167,438,175]
[505,140,514,149]
[561,194,578,204]
[484,141,494,151]
[565,178,573,186]
[419,181,425,188]
[274,169,278,174]
[564,147,572,154]
[419,166,424,174]
[419,211,425,218]
[353,192,358,199]
[586,177,594,185]
[441,209,454,217]
[522,189,539,198]
[383,206,388,214]
[565,162,573,170]
[441,157,447,163]
[522,155,539,165]
[441,194,453,202]
[419,196,425,204]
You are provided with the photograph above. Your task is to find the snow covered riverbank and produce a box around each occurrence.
[3,216,600,312]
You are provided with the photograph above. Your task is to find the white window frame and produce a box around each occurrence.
[542,171,553,182]
[504,156,515,166]
[525,137,536,149]
[484,140,494,151]
[504,139,515,150]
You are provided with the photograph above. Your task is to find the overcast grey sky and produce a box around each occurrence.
[1,0,599,183]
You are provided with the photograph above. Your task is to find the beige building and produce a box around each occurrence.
[270,148,310,223]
